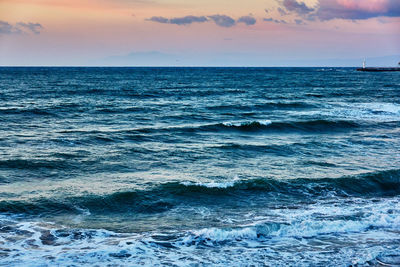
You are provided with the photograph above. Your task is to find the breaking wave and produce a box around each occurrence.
[1,169,399,216]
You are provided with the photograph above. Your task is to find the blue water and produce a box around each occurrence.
[0,67,399,266]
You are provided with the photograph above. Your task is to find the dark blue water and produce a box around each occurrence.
[0,67,400,266]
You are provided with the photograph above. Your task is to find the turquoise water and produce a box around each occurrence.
[0,67,399,266]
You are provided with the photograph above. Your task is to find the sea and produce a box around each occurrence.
[0,67,399,266]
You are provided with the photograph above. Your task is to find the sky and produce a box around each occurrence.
[0,0,399,66]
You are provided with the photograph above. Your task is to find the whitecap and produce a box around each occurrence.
[222,120,272,127]
[180,176,240,188]
[182,227,258,243]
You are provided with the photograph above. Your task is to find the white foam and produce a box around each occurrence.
[1,197,399,266]
[272,197,400,238]
[359,102,400,115]
[222,120,272,127]
[183,227,258,243]
[181,197,400,243]
[180,176,240,188]
[330,102,400,121]
[295,102,400,122]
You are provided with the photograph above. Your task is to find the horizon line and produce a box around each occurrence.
[0,65,363,68]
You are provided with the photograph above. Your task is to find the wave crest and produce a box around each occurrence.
[0,169,399,216]
[211,119,359,132]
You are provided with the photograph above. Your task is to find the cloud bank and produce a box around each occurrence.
[0,20,43,35]
[147,14,256,27]
[278,0,400,20]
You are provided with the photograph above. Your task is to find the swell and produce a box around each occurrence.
[207,101,316,112]
[46,119,388,147]
[216,119,359,132]
[0,169,399,216]
[0,107,56,116]
[0,159,73,170]
[175,169,400,197]
[0,103,84,117]
[41,119,391,143]
[213,143,297,156]
[127,119,362,135]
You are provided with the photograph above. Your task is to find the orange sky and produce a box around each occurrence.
[0,0,399,65]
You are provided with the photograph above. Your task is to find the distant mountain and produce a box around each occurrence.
[90,51,180,66]
[89,51,400,67]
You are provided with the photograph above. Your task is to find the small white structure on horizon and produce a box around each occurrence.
[363,58,366,69]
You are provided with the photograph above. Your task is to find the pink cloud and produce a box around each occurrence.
[278,0,400,20]
[336,0,389,13]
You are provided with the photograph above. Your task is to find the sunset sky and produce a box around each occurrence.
[0,0,399,66]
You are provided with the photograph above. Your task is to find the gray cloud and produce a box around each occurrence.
[147,16,172,23]
[208,15,236,27]
[169,16,208,25]
[16,22,43,34]
[147,14,258,27]
[147,15,208,25]
[237,16,257,26]
[0,20,43,35]
[277,7,288,16]
[0,21,18,34]
[263,18,288,24]
[294,19,306,25]
[282,0,314,15]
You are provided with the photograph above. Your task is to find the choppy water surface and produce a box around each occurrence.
[0,67,399,266]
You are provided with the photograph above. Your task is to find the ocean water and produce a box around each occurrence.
[0,67,399,266]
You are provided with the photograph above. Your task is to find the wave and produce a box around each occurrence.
[0,195,398,266]
[211,119,359,132]
[255,101,316,109]
[0,222,397,267]
[182,198,400,244]
[213,143,298,157]
[221,120,272,128]
[180,177,240,188]
[361,102,400,115]
[49,119,365,141]
[142,119,359,134]
[207,101,316,111]
[0,102,85,117]
[313,102,400,122]
[0,169,399,216]
[0,159,71,170]
[120,119,362,136]
[0,107,56,116]
[177,169,400,197]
